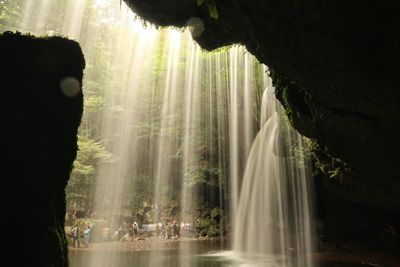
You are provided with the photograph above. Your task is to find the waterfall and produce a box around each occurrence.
[1,0,316,266]
[233,79,316,267]
[229,48,260,235]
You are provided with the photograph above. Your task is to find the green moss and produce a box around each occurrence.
[281,86,293,121]
[269,68,295,124]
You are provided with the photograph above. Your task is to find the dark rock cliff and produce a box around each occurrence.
[123,0,400,251]
[1,32,84,266]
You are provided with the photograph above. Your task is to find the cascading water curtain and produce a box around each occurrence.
[233,76,317,267]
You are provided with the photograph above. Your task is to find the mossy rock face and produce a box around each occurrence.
[1,32,85,267]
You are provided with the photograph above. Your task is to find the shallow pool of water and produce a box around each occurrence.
[68,241,367,267]
[69,250,287,267]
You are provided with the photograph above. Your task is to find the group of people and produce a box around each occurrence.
[114,221,140,241]
[113,220,193,241]
[71,225,92,248]
[158,220,179,239]
[158,221,192,240]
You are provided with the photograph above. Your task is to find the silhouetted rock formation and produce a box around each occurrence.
[1,32,84,267]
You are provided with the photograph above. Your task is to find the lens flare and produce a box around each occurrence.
[60,76,81,98]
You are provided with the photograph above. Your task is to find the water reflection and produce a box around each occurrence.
[69,240,292,267]
[70,248,367,267]
[69,240,226,267]
[69,249,284,267]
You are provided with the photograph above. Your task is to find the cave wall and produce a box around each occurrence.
[123,0,400,250]
[1,32,84,266]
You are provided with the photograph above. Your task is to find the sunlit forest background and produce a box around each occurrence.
[0,0,266,221]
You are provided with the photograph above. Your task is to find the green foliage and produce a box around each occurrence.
[198,218,211,229]
[84,95,105,109]
[309,141,350,182]
[203,45,233,54]
[325,157,349,181]
[292,138,315,170]
[208,3,219,19]
[0,0,24,32]
[197,0,219,19]
[130,173,154,211]
[66,136,110,210]
[184,162,221,188]
[268,69,293,124]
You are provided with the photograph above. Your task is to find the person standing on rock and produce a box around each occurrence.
[83,226,91,246]
[71,224,80,248]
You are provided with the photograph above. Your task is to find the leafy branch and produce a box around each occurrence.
[197,0,219,19]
